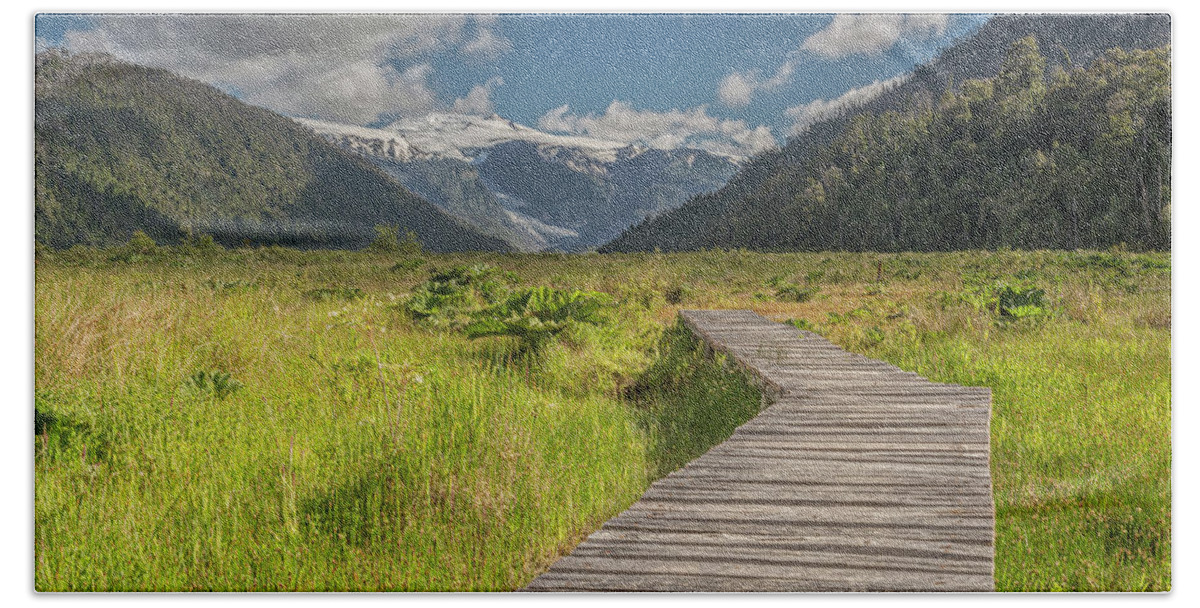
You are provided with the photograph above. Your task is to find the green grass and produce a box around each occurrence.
[33,249,761,590]
[625,321,764,479]
[869,323,1169,590]
[34,246,1170,591]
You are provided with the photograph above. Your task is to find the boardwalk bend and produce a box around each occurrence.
[526,309,994,592]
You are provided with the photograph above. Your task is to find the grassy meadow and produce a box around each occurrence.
[34,245,1170,591]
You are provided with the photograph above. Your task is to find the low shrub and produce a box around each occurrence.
[785,318,815,331]
[107,230,160,263]
[388,258,426,272]
[401,265,514,326]
[767,275,820,302]
[189,370,244,400]
[465,286,611,353]
[996,284,1048,322]
[664,284,692,305]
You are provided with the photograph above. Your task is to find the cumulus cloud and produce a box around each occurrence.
[717,13,947,108]
[452,77,504,115]
[785,75,908,134]
[462,21,513,57]
[717,61,795,108]
[717,72,755,108]
[538,100,776,159]
[801,14,948,58]
[58,14,510,125]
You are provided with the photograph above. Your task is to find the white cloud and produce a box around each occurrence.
[537,104,574,133]
[462,24,512,57]
[801,14,949,58]
[452,77,504,115]
[717,61,795,108]
[538,100,776,159]
[717,13,947,108]
[58,14,508,125]
[785,75,908,135]
[718,72,755,108]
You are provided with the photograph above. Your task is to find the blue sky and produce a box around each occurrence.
[446,14,986,128]
[37,13,989,157]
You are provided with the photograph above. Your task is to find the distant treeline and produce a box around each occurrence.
[34,50,508,252]
[606,38,1171,252]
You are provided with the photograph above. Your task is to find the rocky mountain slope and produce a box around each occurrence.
[300,114,739,251]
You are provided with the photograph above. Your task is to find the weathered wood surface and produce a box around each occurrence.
[525,310,994,592]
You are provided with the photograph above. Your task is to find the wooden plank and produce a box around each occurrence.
[530,556,991,592]
[524,570,991,592]
[597,518,996,545]
[525,309,994,592]
[582,529,996,559]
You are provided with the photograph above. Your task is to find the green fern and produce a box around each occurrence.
[189,369,243,400]
[464,287,611,353]
[401,265,514,326]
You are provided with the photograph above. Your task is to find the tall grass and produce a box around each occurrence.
[625,322,763,479]
[872,323,1169,591]
[34,254,760,590]
[35,246,1170,591]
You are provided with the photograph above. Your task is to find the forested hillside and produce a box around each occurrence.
[34,51,508,251]
[605,14,1171,252]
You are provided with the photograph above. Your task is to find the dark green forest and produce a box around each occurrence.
[34,51,508,252]
[605,37,1171,253]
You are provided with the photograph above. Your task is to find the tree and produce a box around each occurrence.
[367,224,400,253]
[997,36,1047,98]
[398,229,423,256]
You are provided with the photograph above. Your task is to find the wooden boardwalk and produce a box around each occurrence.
[525,310,994,592]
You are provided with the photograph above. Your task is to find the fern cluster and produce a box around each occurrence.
[402,265,610,352]
[189,370,243,400]
[401,265,515,327]
[960,275,1051,323]
[465,286,611,353]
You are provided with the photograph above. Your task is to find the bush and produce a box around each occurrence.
[664,284,692,305]
[402,265,514,326]
[304,287,364,302]
[127,230,157,254]
[107,230,159,263]
[398,229,423,256]
[369,225,424,256]
[402,264,611,353]
[767,275,819,302]
[464,286,611,353]
[786,318,815,331]
[996,284,1048,322]
[389,258,426,273]
[182,232,223,256]
[189,370,243,400]
[776,282,819,302]
[367,225,400,253]
[1065,251,1129,273]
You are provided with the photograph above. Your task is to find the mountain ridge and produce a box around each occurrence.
[603,13,1172,253]
[301,114,739,251]
[35,50,509,252]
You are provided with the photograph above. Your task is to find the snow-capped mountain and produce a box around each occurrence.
[297,113,740,251]
[297,113,634,163]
